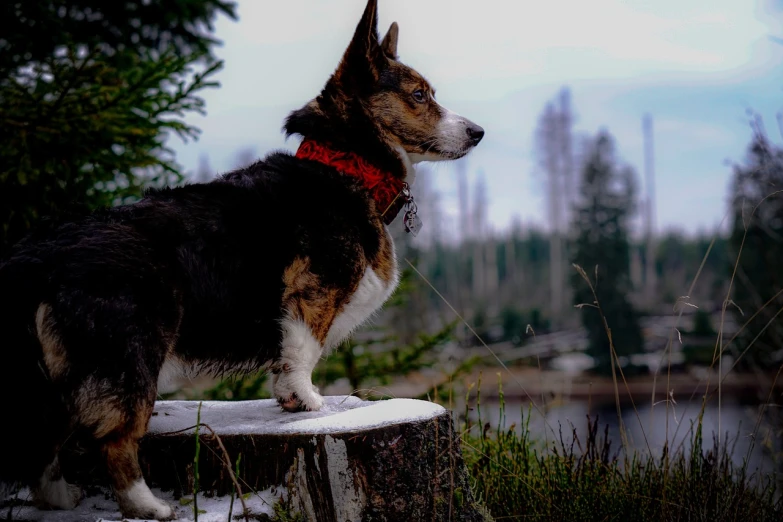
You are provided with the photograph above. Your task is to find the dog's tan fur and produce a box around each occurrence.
[280,216,397,350]
[282,257,347,345]
[368,68,444,157]
[35,304,69,381]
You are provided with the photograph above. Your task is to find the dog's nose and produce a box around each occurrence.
[466,124,485,145]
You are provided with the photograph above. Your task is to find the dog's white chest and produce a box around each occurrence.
[325,261,399,350]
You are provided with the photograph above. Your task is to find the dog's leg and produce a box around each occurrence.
[103,430,174,521]
[73,375,173,520]
[274,316,325,412]
[86,392,173,520]
[39,275,180,519]
[68,372,173,520]
[275,258,345,413]
[275,255,392,412]
[32,456,83,510]
[27,304,83,510]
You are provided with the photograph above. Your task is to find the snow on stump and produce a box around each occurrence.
[140,396,488,521]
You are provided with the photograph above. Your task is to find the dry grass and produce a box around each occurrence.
[461,380,781,521]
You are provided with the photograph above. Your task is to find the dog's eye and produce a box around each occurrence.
[412,90,427,103]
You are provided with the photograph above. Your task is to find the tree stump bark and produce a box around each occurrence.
[138,396,489,521]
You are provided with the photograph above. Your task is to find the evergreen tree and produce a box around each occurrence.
[0,0,236,256]
[728,120,783,368]
[570,131,643,375]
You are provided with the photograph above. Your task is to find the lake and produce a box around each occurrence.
[469,395,782,477]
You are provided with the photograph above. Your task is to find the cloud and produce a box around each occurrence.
[653,119,736,146]
[202,0,776,109]
[170,0,782,236]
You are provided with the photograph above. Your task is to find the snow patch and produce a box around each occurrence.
[2,486,282,522]
[149,396,445,436]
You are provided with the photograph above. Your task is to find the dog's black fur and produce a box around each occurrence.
[0,154,380,475]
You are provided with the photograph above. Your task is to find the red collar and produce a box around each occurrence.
[295,139,407,225]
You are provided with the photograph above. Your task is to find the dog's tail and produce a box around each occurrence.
[0,256,66,494]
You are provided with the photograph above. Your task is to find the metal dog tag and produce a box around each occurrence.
[400,182,423,236]
[404,208,423,237]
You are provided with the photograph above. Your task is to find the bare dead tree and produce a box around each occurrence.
[195,153,214,183]
[232,146,258,169]
[536,101,564,325]
[472,173,488,300]
[643,114,658,308]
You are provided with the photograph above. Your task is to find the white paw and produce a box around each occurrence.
[34,478,83,510]
[275,373,324,412]
[299,387,325,411]
[118,480,176,520]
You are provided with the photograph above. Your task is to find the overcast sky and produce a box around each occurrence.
[170,0,783,238]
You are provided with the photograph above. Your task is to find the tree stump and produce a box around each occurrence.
[6,397,490,521]
[141,396,489,521]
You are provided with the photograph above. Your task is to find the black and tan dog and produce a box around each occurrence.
[0,0,483,518]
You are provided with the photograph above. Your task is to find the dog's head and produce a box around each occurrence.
[284,0,483,175]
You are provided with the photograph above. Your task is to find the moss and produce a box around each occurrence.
[454,487,464,509]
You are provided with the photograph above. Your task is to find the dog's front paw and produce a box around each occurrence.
[277,387,325,412]
[274,372,324,412]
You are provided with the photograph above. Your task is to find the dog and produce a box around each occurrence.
[0,0,483,519]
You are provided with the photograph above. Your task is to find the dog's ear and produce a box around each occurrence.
[334,0,386,88]
[349,0,381,60]
[381,22,399,60]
